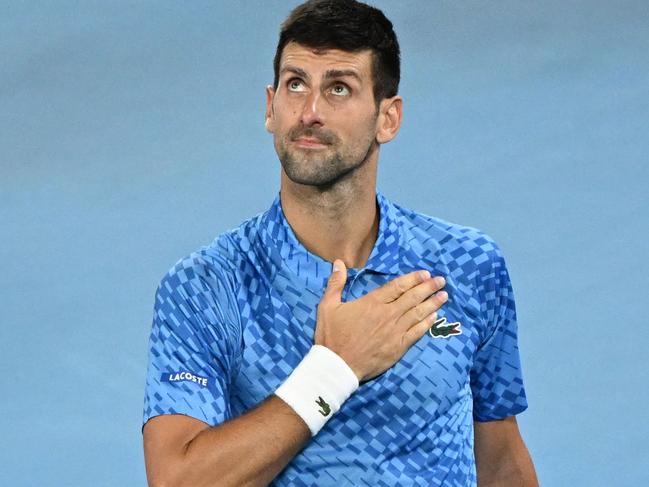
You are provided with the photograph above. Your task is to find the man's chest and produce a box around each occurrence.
[229,269,483,420]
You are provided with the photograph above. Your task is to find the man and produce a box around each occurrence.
[142,0,539,485]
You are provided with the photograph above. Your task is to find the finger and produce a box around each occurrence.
[372,269,430,303]
[403,312,439,348]
[392,276,446,317]
[396,289,448,330]
[322,259,347,304]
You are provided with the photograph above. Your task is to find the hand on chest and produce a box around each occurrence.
[236,270,482,414]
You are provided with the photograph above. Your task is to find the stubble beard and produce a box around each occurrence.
[276,126,378,189]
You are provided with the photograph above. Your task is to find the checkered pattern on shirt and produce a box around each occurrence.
[143,189,528,486]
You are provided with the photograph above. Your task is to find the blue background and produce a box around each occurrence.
[2,1,647,485]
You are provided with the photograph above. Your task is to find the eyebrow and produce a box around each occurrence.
[280,66,309,80]
[323,69,362,84]
[280,65,362,84]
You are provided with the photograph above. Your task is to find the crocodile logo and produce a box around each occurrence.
[429,316,462,338]
[315,396,331,416]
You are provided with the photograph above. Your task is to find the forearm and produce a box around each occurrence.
[149,396,311,487]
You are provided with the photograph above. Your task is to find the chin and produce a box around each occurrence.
[283,163,361,189]
[284,171,339,188]
[279,144,369,188]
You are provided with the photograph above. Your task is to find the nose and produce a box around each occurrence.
[300,90,324,126]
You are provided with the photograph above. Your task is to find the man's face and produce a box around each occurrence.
[265,42,381,188]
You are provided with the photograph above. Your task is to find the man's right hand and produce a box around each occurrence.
[314,259,448,383]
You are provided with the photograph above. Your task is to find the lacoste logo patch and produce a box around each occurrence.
[161,371,210,387]
[315,396,331,416]
[429,316,462,338]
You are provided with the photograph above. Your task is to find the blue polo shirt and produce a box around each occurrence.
[142,189,528,486]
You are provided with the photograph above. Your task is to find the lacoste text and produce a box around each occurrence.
[162,371,209,387]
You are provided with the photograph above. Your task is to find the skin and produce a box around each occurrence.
[264,42,402,269]
[475,417,540,486]
[143,41,538,486]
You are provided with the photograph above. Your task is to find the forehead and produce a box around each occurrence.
[279,42,373,79]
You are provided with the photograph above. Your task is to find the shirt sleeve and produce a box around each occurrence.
[142,251,241,430]
[470,238,528,422]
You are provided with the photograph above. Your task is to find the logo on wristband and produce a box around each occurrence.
[429,316,462,338]
[315,396,331,416]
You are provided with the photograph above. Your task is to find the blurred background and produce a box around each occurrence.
[1,1,647,485]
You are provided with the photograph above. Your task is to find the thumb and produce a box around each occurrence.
[323,259,347,302]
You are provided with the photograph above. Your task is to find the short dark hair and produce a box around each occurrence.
[273,0,400,106]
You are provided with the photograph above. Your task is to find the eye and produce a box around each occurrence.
[330,84,350,96]
[287,78,306,92]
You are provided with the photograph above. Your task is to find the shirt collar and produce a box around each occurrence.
[256,189,422,292]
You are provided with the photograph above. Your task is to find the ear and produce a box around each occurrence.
[375,95,403,144]
[265,85,276,133]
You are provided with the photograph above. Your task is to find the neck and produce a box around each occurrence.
[279,163,379,270]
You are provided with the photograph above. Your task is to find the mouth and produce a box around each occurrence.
[292,137,329,149]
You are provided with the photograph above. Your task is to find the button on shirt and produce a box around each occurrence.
[143,190,528,486]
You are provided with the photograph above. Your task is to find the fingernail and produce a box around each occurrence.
[333,260,342,272]
[419,270,430,280]
[435,276,445,287]
[438,290,448,300]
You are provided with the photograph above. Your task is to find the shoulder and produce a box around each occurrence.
[392,200,504,270]
[157,208,267,294]
[157,244,237,300]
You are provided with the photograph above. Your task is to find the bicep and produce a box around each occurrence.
[143,256,241,428]
[471,241,528,421]
[474,416,537,485]
[474,416,522,459]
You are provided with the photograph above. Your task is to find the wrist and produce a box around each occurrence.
[274,344,359,436]
[333,349,364,382]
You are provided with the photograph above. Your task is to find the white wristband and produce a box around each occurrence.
[274,345,360,436]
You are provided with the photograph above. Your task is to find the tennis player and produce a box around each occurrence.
[142,1,539,485]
